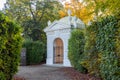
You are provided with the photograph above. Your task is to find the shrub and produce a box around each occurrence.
[23,40,46,65]
[68,29,87,73]
[0,12,23,80]
[0,71,6,80]
[97,16,120,80]
[81,21,100,76]
[82,16,120,79]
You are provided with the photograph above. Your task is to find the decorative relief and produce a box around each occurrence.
[46,28,71,35]
[47,31,55,35]
[59,28,71,33]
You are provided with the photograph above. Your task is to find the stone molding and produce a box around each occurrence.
[46,28,71,35]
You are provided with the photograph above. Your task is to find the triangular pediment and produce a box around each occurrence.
[44,21,71,32]
[44,16,85,33]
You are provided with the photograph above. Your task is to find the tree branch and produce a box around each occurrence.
[29,3,36,21]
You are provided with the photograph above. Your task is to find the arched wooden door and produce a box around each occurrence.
[53,38,63,64]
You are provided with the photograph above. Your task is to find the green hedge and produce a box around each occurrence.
[81,20,100,76]
[0,12,23,80]
[97,16,120,80]
[82,16,120,79]
[68,29,87,73]
[23,40,46,65]
[0,72,6,80]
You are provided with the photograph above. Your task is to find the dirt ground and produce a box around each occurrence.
[14,65,101,80]
[14,65,71,80]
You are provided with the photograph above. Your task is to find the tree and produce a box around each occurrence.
[59,0,93,24]
[83,0,120,18]
[104,0,120,16]
[4,0,63,41]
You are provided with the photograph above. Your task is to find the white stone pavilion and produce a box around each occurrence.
[44,13,85,67]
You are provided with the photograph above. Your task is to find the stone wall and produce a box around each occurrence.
[20,48,26,66]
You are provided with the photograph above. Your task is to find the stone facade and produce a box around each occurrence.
[44,16,85,67]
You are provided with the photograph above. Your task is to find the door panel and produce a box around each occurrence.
[54,38,63,64]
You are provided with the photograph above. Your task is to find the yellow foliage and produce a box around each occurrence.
[59,10,67,18]
[59,0,94,24]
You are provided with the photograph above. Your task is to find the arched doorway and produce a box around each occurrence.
[53,38,63,64]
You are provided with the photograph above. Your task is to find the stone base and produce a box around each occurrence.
[63,59,71,67]
[46,58,53,65]
[46,58,71,67]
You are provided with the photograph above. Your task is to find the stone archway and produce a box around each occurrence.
[53,38,63,64]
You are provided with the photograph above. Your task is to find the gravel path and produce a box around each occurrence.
[15,65,72,80]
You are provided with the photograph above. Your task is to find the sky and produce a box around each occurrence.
[0,0,6,10]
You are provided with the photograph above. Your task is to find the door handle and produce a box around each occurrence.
[57,55,60,57]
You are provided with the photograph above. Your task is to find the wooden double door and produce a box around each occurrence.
[53,38,63,64]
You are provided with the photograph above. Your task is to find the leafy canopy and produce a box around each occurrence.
[4,0,63,41]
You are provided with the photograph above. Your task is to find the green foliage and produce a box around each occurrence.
[96,16,120,80]
[68,29,87,73]
[0,12,23,80]
[23,40,46,65]
[104,0,120,16]
[0,71,6,80]
[4,0,63,41]
[83,0,120,19]
[81,22,100,76]
[82,16,120,79]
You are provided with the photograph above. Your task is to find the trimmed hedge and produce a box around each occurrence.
[23,40,46,65]
[81,20,100,76]
[0,12,23,80]
[97,16,120,80]
[82,16,120,79]
[68,29,87,73]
